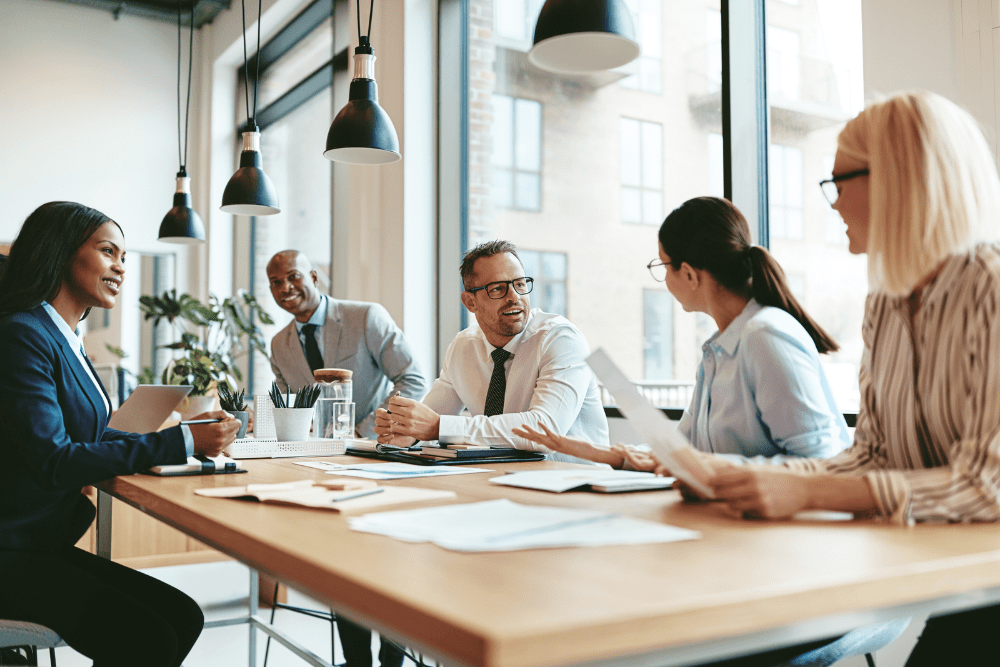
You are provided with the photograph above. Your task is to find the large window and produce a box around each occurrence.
[768,144,804,240]
[521,250,567,316]
[643,289,673,380]
[459,0,721,395]
[620,0,663,94]
[234,0,343,395]
[766,0,866,410]
[620,118,663,226]
[492,95,542,211]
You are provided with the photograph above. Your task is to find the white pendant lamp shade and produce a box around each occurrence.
[159,174,206,243]
[324,46,401,165]
[221,128,281,215]
[530,0,640,74]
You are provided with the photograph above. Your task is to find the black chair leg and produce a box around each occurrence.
[865,653,876,667]
[262,581,280,667]
[49,647,56,667]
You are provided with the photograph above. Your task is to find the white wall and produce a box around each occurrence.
[0,0,200,364]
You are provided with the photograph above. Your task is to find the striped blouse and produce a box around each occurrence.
[785,243,1000,524]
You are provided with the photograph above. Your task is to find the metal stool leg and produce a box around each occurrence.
[262,581,281,667]
[865,653,876,667]
[49,646,57,666]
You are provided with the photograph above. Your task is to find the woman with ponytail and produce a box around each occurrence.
[514,195,849,467]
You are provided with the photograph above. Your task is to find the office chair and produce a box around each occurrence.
[774,618,912,667]
[0,619,63,666]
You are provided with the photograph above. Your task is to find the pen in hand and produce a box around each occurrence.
[180,418,225,425]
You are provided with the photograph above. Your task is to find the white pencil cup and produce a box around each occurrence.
[272,407,314,442]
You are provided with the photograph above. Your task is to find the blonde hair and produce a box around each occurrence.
[837,91,1000,295]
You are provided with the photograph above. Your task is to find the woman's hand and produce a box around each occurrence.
[512,423,625,467]
[614,443,660,472]
[188,410,240,458]
[709,467,812,519]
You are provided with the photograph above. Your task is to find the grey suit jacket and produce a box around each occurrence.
[270,298,429,438]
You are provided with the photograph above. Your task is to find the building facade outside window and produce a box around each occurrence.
[520,250,567,317]
[620,117,664,226]
[643,289,673,380]
[492,94,542,212]
[768,144,804,240]
[452,0,864,412]
[620,0,663,94]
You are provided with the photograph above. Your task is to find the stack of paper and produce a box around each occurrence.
[349,499,699,552]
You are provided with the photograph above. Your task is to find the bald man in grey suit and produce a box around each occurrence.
[267,250,429,439]
[267,250,427,667]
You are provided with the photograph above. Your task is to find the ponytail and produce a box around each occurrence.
[660,197,840,354]
[746,245,839,354]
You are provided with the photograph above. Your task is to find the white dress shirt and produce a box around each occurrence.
[425,309,609,460]
[293,295,328,357]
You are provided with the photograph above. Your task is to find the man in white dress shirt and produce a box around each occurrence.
[373,240,608,459]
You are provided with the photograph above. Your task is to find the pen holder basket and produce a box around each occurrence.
[254,395,275,439]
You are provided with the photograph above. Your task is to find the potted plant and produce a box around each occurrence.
[139,288,273,417]
[218,382,250,439]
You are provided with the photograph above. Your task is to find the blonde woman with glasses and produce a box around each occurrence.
[699,92,1000,665]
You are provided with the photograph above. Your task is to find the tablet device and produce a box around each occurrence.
[108,385,193,434]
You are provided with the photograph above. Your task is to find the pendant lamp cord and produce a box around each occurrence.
[356,0,375,45]
[177,0,194,172]
[240,0,264,127]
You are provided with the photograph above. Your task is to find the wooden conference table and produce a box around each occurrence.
[95,457,1000,667]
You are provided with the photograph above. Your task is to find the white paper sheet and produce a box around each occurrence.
[349,499,700,552]
[587,349,715,498]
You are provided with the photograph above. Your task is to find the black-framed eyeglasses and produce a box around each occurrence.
[819,168,869,206]
[647,259,667,283]
[466,277,534,299]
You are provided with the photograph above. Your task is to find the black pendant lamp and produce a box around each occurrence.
[529,0,641,74]
[159,0,206,244]
[221,0,280,215]
[323,0,400,165]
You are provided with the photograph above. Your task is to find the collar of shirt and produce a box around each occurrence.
[41,301,86,350]
[704,299,761,357]
[294,294,328,334]
[477,309,533,359]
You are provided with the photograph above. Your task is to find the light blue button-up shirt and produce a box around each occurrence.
[678,299,849,462]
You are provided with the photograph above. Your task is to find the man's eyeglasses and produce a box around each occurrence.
[819,168,869,206]
[647,259,667,283]
[466,277,534,299]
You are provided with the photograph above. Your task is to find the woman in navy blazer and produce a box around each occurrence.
[0,202,239,667]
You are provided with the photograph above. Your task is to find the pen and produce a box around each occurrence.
[181,418,224,425]
[331,487,384,503]
[386,391,401,414]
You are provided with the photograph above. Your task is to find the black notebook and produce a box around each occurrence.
[345,447,545,466]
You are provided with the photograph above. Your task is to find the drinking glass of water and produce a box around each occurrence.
[333,402,355,439]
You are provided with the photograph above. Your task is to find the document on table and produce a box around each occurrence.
[490,469,675,493]
[588,348,716,498]
[293,460,493,479]
[349,498,700,552]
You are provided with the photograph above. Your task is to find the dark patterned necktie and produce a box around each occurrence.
[301,324,324,372]
[484,347,511,417]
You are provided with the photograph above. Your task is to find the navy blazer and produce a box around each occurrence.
[0,306,186,551]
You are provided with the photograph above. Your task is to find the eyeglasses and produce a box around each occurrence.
[819,168,869,206]
[466,277,534,299]
[647,259,667,283]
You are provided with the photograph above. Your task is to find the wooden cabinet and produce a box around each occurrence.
[77,486,228,569]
